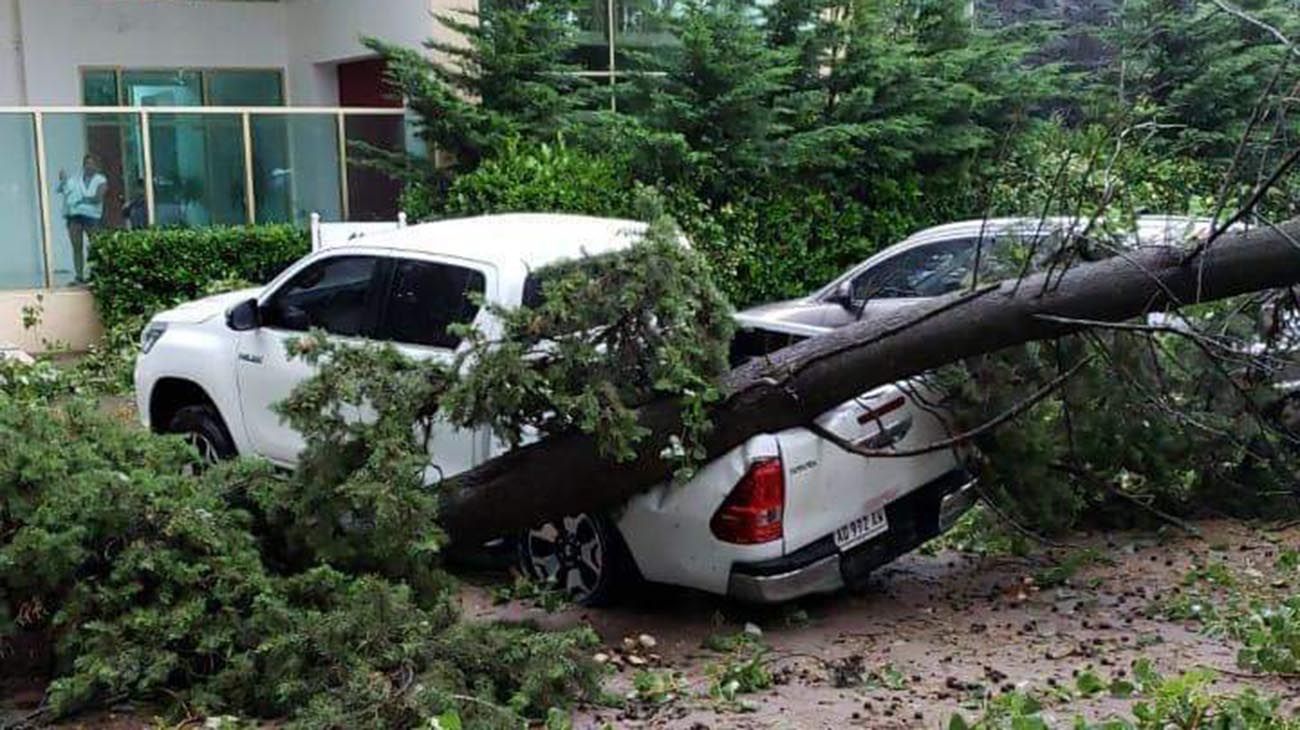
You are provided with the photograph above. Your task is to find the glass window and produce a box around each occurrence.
[123,70,203,107]
[344,114,404,221]
[82,70,120,107]
[566,0,614,71]
[264,256,380,335]
[0,114,48,289]
[207,70,285,106]
[613,0,682,72]
[851,239,978,300]
[41,113,147,286]
[148,113,247,226]
[379,259,486,349]
[251,114,341,225]
[82,68,286,107]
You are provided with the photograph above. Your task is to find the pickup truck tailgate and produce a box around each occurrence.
[777,381,963,555]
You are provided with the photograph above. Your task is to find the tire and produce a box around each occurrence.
[516,513,637,606]
[168,404,237,470]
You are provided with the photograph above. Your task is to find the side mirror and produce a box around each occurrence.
[226,298,261,331]
[826,281,855,310]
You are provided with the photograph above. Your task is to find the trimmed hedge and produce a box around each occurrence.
[89,226,310,330]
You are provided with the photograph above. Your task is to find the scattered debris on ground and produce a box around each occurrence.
[469,519,1300,729]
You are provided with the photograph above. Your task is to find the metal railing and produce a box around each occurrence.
[0,106,413,290]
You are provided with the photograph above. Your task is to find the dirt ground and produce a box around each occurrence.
[471,519,1300,729]
[5,519,1297,729]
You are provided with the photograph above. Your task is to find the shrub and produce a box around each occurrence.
[668,179,952,308]
[414,138,636,222]
[89,225,309,332]
[0,378,602,728]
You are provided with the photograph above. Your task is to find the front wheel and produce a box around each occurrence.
[517,513,634,606]
[168,404,237,472]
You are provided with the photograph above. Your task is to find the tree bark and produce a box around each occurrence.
[440,219,1300,543]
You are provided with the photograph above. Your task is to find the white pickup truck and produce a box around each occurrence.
[134,214,976,604]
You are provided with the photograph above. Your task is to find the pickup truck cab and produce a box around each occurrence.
[135,214,976,604]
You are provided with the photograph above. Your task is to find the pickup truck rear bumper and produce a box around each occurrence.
[727,468,977,603]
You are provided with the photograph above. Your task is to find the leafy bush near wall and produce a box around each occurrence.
[89,226,310,332]
[409,138,638,222]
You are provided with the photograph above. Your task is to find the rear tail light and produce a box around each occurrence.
[710,458,784,544]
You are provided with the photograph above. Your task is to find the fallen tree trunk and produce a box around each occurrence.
[441,219,1300,543]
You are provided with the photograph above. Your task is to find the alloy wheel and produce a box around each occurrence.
[182,431,221,475]
[522,514,605,602]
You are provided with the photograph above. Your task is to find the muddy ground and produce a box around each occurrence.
[5,519,1297,729]
[473,519,1300,729]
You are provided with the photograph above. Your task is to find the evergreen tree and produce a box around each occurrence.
[775,0,1054,186]
[366,1,592,177]
[620,0,796,199]
[1105,0,1300,161]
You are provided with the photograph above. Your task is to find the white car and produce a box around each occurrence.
[134,214,976,605]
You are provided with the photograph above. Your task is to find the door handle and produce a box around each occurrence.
[238,352,263,365]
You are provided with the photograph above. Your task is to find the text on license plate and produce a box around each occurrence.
[834,509,888,551]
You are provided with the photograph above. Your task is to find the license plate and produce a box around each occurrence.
[834,509,888,551]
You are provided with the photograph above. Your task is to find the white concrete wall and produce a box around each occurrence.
[0,288,102,354]
[13,0,292,106]
[284,0,471,105]
[0,0,473,107]
[287,0,448,66]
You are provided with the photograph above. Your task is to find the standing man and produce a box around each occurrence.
[56,154,108,284]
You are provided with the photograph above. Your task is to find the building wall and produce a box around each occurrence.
[287,0,458,66]
[1,1,26,104]
[284,0,471,105]
[0,288,102,354]
[1,0,475,108]
[14,0,292,106]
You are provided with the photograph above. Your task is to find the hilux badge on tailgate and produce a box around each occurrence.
[790,460,818,475]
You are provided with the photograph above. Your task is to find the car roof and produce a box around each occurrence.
[339,213,650,275]
[892,215,1215,249]
[812,214,1218,299]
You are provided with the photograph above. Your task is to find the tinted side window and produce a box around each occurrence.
[264,256,379,335]
[379,259,487,349]
[729,328,808,368]
[522,273,545,310]
[851,239,977,300]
